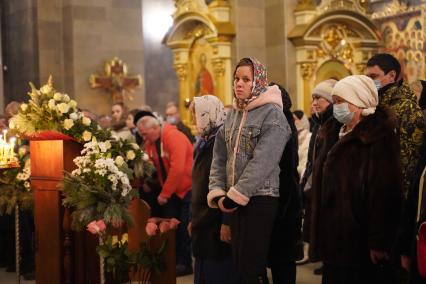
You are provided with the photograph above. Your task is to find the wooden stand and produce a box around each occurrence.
[30,140,99,284]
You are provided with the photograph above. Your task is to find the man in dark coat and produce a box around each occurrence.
[268,83,303,284]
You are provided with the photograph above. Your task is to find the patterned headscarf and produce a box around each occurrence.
[234,57,268,109]
[194,95,226,138]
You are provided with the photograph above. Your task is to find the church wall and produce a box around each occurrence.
[232,0,267,64]
[2,0,146,117]
[142,0,178,115]
[265,0,298,108]
[61,0,146,116]
[1,0,39,106]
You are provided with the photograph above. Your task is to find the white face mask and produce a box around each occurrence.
[333,103,354,125]
[166,116,177,125]
[373,79,382,91]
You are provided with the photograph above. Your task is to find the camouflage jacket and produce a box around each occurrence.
[379,81,426,198]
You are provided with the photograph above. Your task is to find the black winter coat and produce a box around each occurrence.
[311,107,403,266]
[268,88,303,265]
[191,130,231,260]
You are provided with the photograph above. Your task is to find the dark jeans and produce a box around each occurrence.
[322,261,398,284]
[231,196,278,284]
[194,256,236,284]
[163,191,192,267]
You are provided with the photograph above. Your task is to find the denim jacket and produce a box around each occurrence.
[208,85,291,207]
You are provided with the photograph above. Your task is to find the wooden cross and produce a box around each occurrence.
[89,57,142,103]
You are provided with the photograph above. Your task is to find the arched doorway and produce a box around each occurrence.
[164,0,235,124]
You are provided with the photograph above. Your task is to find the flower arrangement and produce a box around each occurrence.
[87,218,179,284]
[9,76,111,142]
[63,138,154,230]
[0,144,33,215]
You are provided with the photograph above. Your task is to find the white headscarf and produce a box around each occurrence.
[331,75,378,116]
[194,95,226,138]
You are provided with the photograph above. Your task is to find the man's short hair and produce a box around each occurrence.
[137,115,160,129]
[367,53,401,80]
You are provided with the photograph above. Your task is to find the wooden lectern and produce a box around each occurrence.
[30,139,99,284]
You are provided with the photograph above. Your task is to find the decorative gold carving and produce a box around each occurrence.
[356,63,366,74]
[307,50,315,60]
[174,0,208,18]
[300,63,316,79]
[371,0,409,19]
[295,0,316,12]
[174,64,188,81]
[320,24,354,63]
[184,24,212,40]
[89,57,142,103]
[212,59,225,76]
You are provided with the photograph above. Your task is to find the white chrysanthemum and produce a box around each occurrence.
[115,156,124,167]
[63,119,74,130]
[142,153,149,161]
[82,117,91,126]
[20,103,28,112]
[53,92,62,101]
[69,100,77,109]
[71,169,82,176]
[57,103,70,114]
[69,112,78,121]
[63,94,70,102]
[48,99,56,110]
[82,131,92,141]
[126,150,135,160]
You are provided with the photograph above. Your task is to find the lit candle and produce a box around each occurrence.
[3,130,7,143]
[9,138,15,162]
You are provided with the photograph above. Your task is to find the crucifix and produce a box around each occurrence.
[89,57,142,103]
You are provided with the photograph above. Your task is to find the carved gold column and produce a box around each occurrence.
[210,41,233,105]
[299,62,316,114]
[173,49,191,125]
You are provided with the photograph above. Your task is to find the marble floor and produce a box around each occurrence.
[0,263,322,284]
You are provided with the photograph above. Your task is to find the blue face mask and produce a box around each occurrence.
[166,116,177,125]
[373,79,382,90]
[333,103,354,125]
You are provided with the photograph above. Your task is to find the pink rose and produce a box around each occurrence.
[169,218,180,230]
[159,221,171,233]
[145,222,158,236]
[86,220,106,235]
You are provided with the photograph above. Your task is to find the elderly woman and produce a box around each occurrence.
[188,95,235,284]
[310,75,402,284]
[207,58,291,282]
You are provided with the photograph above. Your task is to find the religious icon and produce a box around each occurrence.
[194,53,214,96]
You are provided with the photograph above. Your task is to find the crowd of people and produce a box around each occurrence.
[0,53,426,284]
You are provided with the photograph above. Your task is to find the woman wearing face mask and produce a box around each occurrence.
[310,75,402,284]
[293,110,312,179]
[207,58,290,283]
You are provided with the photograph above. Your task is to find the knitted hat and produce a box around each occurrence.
[133,110,157,126]
[312,79,338,103]
[331,75,378,116]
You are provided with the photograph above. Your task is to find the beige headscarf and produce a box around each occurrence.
[194,95,226,138]
[331,75,378,116]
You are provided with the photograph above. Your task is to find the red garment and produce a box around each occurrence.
[145,124,193,199]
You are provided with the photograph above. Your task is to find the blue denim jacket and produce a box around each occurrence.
[208,86,290,207]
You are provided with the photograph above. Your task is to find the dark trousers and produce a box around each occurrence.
[322,261,398,284]
[231,196,278,284]
[271,262,296,284]
[163,191,192,267]
[194,256,236,284]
